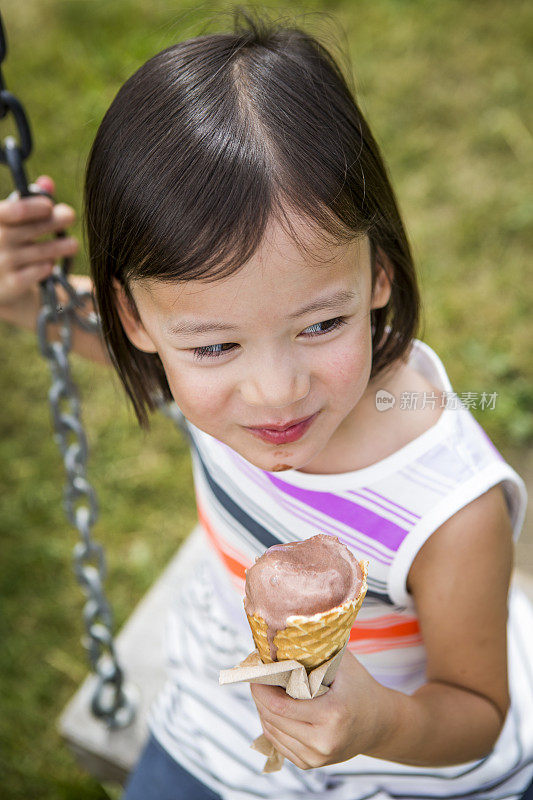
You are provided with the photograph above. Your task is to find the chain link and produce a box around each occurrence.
[36,276,138,729]
[0,12,139,729]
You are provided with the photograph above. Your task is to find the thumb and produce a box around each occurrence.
[33,174,55,196]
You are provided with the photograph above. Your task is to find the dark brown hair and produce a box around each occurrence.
[84,6,420,429]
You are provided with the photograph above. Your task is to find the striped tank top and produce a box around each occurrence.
[148,338,533,800]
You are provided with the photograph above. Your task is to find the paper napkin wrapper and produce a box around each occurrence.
[218,643,347,772]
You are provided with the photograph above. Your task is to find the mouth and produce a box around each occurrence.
[245,412,319,444]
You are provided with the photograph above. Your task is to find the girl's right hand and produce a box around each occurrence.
[0,175,79,307]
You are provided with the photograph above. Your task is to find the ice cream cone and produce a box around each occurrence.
[245,559,368,671]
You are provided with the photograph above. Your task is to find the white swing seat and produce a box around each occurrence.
[58,521,533,787]
[58,522,206,786]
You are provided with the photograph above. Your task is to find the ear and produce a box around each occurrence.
[371,246,394,310]
[112,277,158,353]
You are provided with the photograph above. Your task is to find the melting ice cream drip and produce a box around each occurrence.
[244,534,363,661]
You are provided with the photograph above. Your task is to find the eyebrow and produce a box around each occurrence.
[164,289,359,338]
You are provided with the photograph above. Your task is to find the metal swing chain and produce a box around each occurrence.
[0,13,136,729]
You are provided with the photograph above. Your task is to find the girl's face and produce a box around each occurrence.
[116,215,392,473]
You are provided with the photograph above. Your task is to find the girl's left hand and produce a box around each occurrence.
[250,649,391,770]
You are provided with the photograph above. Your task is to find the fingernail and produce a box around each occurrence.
[55,203,73,214]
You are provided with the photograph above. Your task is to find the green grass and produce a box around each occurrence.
[0,0,532,797]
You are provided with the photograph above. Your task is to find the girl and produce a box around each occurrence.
[1,9,532,800]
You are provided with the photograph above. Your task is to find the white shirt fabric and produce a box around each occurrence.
[148,338,533,800]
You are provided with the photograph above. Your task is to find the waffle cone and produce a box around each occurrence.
[245,560,368,671]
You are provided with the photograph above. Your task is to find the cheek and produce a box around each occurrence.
[322,332,372,393]
[160,357,231,422]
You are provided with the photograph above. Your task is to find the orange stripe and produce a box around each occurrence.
[196,501,423,646]
[350,618,420,642]
[354,613,415,627]
[196,502,250,581]
[348,637,423,654]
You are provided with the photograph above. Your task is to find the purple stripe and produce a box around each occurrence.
[231,454,393,565]
[266,474,408,551]
[408,462,454,490]
[347,490,417,527]
[277,493,393,566]
[362,487,422,520]
[223,444,398,558]
[400,467,446,494]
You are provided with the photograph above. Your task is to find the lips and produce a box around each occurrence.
[248,414,315,432]
[245,412,319,445]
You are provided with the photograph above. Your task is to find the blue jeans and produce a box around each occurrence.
[522,773,533,800]
[122,734,533,800]
[121,733,222,800]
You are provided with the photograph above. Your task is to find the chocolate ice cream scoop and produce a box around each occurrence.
[244,534,364,662]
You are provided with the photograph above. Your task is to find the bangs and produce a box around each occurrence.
[87,33,372,291]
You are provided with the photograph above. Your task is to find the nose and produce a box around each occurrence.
[240,350,310,409]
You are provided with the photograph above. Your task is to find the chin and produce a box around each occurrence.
[236,444,298,473]
[246,453,295,472]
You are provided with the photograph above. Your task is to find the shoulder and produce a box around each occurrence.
[407,482,514,596]
[407,483,513,718]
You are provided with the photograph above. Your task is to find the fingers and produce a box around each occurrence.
[0,177,79,308]
[0,235,79,271]
[253,697,313,741]
[251,684,316,724]
[34,174,55,195]
[1,262,57,296]
[0,202,76,245]
[0,194,55,225]
[263,709,313,742]
[261,720,314,770]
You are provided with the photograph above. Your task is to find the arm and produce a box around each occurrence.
[367,481,512,765]
[250,483,513,769]
[0,181,110,366]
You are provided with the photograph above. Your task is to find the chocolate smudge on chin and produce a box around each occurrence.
[270,464,292,472]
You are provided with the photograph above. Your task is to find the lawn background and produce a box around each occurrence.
[0,1,531,798]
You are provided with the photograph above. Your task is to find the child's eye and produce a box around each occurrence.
[191,317,347,361]
[301,317,347,337]
[192,342,237,361]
